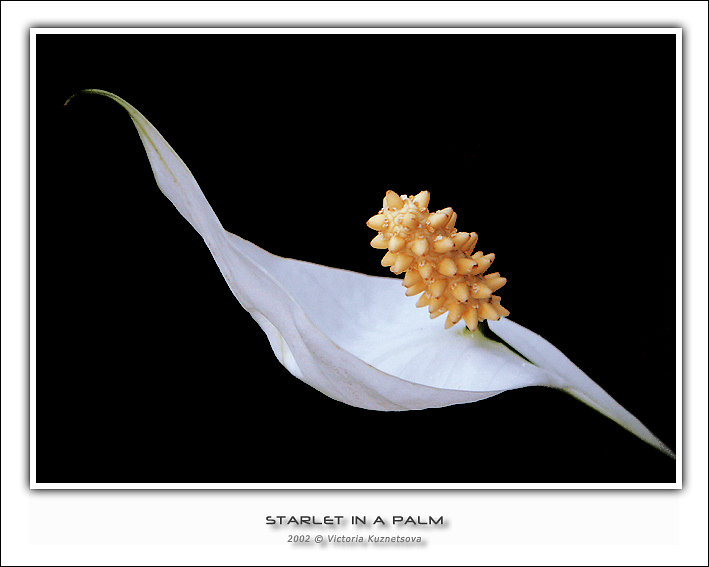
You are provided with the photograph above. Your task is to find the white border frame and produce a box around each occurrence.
[28,27,682,490]
[4,1,707,562]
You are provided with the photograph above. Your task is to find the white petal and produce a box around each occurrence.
[225,234,554,409]
[67,90,674,457]
[488,318,675,458]
[72,89,551,411]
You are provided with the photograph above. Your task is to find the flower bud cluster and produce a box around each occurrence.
[367,190,509,330]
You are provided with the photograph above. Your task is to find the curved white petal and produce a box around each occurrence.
[66,90,674,457]
[223,233,553,409]
[488,319,675,457]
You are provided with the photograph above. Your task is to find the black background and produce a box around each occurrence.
[37,33,677,483]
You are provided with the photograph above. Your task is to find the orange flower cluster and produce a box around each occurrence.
[367,191,509,330]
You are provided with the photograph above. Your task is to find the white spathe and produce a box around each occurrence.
[66,90,674,458]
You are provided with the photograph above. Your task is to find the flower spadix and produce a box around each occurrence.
[367,191,508,330]
[64,90,675,459]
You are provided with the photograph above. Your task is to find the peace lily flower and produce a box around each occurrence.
[65,89,674,459]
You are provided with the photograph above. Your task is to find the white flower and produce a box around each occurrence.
[65,90,674,459]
